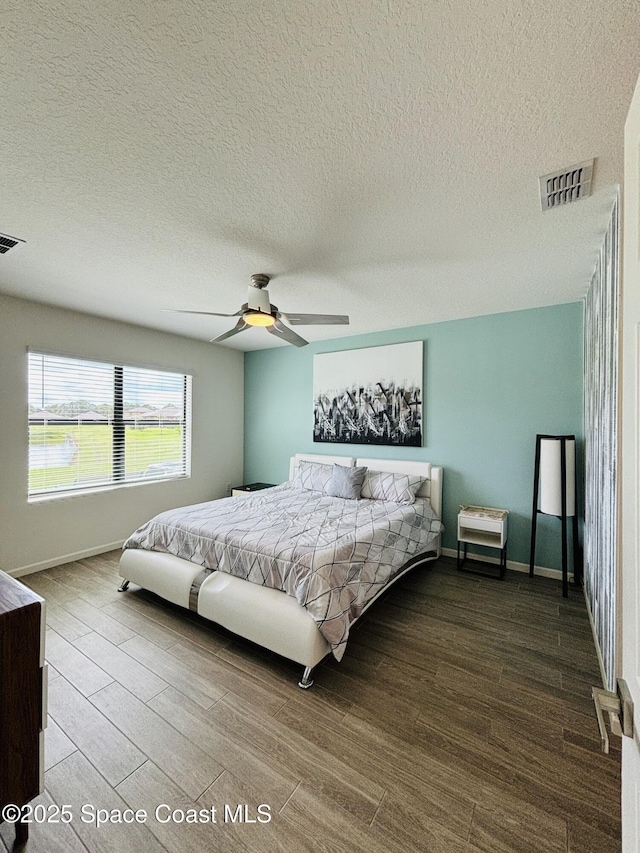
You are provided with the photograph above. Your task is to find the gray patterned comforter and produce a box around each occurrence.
[123,483,443,659]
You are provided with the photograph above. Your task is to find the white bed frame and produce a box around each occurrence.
[118,454,443,688]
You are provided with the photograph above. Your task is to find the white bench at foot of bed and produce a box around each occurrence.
[118,548,330,687]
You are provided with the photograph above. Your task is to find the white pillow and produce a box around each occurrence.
[292,460,334,493]
[361,470,424,504]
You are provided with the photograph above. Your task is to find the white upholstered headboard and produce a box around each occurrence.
[287,453,443,520]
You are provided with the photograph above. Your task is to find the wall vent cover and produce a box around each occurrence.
[0,232,26,254]
[539,160,594,211]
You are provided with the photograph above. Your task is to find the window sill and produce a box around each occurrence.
[28,474,191,504]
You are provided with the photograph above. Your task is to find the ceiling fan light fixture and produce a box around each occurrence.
[244,311,276,327]
[167,273,349,346]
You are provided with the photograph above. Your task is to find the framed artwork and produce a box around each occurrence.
[313,341,423,446]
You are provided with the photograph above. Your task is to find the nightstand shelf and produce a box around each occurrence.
[457,506,508,580]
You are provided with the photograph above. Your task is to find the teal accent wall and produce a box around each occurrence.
[244,303,584,570]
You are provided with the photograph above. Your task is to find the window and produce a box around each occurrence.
[28,352,192,498]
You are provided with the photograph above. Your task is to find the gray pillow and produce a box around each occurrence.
[326,464,367,499]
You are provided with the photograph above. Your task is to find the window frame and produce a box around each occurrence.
[27,350,192,501]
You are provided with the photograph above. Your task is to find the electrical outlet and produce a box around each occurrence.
[226,482,232,496]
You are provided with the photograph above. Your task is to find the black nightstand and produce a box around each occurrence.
[231,482,276,497]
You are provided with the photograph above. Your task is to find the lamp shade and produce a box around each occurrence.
[539,436,575,517]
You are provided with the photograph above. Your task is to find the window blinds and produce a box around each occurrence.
[28,352,192,497]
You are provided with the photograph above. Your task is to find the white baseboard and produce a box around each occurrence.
[7,541,125,578]
[9,542,563,582]
[440,546,565,581]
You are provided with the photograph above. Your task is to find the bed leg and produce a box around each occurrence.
[298,666,314,689]
[117,579,130,592]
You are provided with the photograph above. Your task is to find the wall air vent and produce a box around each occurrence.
[539,160,594,211]
[0,232,26,254]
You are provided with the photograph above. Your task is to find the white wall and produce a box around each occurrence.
[0,294,244,575]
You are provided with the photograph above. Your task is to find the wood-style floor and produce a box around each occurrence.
[1,553,620,853]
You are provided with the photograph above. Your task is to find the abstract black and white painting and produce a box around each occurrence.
[313,341,423,446]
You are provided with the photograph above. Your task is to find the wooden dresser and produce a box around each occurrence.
[0,571,46,843]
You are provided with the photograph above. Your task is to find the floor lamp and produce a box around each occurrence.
[529,434,580,597]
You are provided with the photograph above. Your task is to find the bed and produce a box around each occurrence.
[117,454,443,687]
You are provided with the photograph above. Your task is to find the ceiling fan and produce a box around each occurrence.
[165,274,349,347]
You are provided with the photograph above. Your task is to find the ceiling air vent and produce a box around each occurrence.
[0,232,26,254]
[539,160,594,211]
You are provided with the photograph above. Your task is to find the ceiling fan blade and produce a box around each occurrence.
[210,319,249,343]
[164,308,243,318]
[280,312,349,325]
[267,319,308,347]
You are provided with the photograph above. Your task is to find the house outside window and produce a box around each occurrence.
[28,351,192,498]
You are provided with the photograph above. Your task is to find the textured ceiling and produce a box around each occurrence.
[1,0,639,350]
